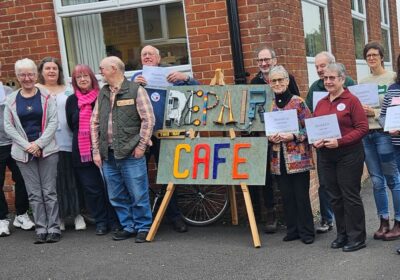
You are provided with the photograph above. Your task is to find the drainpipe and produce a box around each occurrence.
[226,0,248,84]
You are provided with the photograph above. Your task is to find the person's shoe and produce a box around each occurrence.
[373,217,390,240]
[13,213,35,230]
[135,231,148,243]
[283,235,300,242]
[316,221,333,234]
[302,237,314,244]
[172,217,188,233]
[112,230,136,241]
[342,240,366,252]
[264,208,278,234]
[46,233,61,243]
[74,214,86,231]
[95,225,109,236]
[34,233,47,244]
[397,247,400,254]
[0,220,10,237]
[60,220,65,231]
[110,225,123,234]
[383,220,400,241]
[331,236,348,249]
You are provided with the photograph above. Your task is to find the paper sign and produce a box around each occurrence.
[384,106,400,131]
[142,65,173,88]
[348,84,379,107]
[305,114,342,144]
[263,109,299,136]
[313,91,328,111]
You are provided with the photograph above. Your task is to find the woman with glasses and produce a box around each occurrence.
[267,65,315,244]
[4,58,61,244]
[359,42,400,242]
[314,63,368,252]
[37,57,86,232]
[66,64,119,235]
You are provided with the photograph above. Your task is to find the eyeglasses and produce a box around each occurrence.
[17,73,35,79]
[366,53,380,59]
[76,74,90,81]
[257,57,275,64]
[323,76,340,81]
[270,78,286,84]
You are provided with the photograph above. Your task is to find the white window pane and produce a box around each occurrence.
[302,1,328,57]
[61,0,110,6]
[381,28,390,62]
[352,18,365,59]
[351,0,356,10]
[142,6,163,40]
[167,2,186,39]
[358,0,364,13]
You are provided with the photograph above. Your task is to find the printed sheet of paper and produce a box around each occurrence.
[348,84,379,107]
[142,65,173,88]
[313,91,329,111]
[305,114,342,144]
[263,109,299,136]
[384,106,400,131]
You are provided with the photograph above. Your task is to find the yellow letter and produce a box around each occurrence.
[173,144,191,178]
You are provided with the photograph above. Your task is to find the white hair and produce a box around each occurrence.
[15,58,37,74]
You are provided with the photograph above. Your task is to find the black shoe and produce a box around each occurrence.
[95,226,109,236]
[283,235,300,242]
[316,221,333,234]
[302,237,315,244]
[46,233,61,243]
[342,241,366,252]
[331,236,348,249]
[172,218,188,233]
[397,247,400,255]
[112,230,135,241]
[34,233,47,244]
[135,231,148,243]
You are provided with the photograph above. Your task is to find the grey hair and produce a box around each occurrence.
[325,63,347,78]
[257,47,276,58]
[142,45,160,56]
[315,51,336,63]
[269,65,289,79]
[15,58,37,74]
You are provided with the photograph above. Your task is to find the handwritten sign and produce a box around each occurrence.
[263,109,299,136]
[142,65,173,88]
[384,106,400,131]
[313,91,328,111]
[348,84,379,107]
[157,138,267,185]
[305,114,342,144]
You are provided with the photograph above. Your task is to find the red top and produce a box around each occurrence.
[314,88,368,147]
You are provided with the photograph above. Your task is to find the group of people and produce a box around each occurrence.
[0,42,400,254]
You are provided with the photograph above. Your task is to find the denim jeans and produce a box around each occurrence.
[102,151,152,233]
[363,131,400,220]
[391,145,400,221]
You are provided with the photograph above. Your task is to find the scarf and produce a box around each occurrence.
[75,88,98,162]
[274,89,293,109]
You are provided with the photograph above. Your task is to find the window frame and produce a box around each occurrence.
[351,0,368,62]
[380,0,392,66]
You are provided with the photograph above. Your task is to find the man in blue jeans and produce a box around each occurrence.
[91,56,155,242]
[305,51,355,233]
[132,45,200,233]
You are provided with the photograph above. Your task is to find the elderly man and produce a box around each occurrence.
[305,51,355,234]
[91,56,155,243]
[132,45,199,233]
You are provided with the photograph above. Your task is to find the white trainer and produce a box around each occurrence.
[74,214,86,231]
[60,220,65,231]
[13,213,35,230]
[0,219,10,237]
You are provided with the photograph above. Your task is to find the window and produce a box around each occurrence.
[301,0,330,57]
[351,0,367,59]
[380,0,392,63]
[54,0,190,76]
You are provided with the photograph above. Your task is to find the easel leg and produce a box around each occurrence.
[240,183,261,248]
[146,182,176,242]
[228,185,238,225]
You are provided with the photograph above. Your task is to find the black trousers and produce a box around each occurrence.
[276,169,315,239]
[319,143,366,243]
[0,145,29,219]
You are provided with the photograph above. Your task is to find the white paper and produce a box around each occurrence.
[348,84,379,107]
[263,109,299,136]
[305,114,342,144]
[142,65,173,88]
[313,91,328,111]
[384,106,400,131]
[0,82,5,105]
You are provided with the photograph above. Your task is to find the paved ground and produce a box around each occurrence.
[0,180,399,280]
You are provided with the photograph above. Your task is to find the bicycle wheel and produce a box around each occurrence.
[176,185,229,226]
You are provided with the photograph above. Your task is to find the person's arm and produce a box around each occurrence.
[305,88,313,113]
[90,99,102,167]
[65,95,74,131]
[168,71,200,86]
[3,101,31,150]
[295,98,312,142]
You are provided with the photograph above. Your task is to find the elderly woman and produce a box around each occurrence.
[37,57,86,231]
[359,42,400,241]
[65,64,119,235]
[314,63,369,252]
[4,58,60,244]
[267,65,315,244]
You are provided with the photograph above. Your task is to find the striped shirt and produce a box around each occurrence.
[379,82,400,146]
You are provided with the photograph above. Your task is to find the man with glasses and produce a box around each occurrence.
[305,51,355,234]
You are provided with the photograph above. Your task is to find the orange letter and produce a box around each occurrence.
[232,143,250,179]
[173,144,190,178]
[192,144,210,179]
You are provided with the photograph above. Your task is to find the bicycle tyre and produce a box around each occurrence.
[176,185,229,226]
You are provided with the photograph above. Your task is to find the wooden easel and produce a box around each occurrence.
[147,69,261,247]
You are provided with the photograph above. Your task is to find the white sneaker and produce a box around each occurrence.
[60,220,65,231]
[13,213,35,230]
[0,219,10,237]
[74,214,86,231]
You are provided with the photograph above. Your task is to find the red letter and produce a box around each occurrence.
[232,143,250,179]
[192,144,210,179]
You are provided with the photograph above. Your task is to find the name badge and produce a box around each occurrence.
[117,99,135,106]
[391,97,400,106]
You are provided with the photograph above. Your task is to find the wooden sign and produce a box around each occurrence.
[157,137,268,185]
